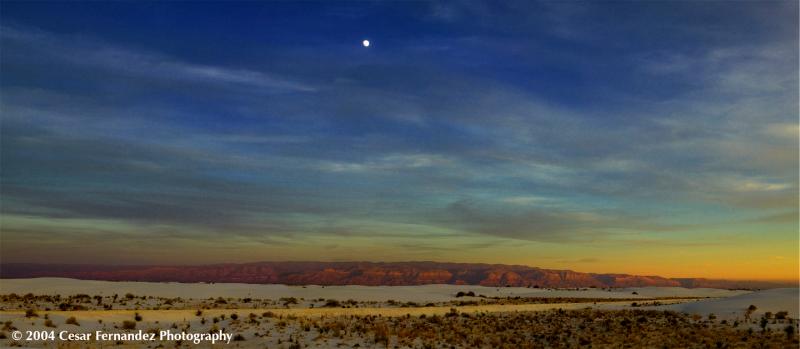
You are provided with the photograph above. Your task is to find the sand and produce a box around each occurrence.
[659,287,800,320]
[0,278,751,302]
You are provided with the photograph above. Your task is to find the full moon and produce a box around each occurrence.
[362,39,370,47]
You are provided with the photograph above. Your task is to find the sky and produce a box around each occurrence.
[1,1,797,281]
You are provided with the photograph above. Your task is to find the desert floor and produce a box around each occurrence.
[0,278,797,348]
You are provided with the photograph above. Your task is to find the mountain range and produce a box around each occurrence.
[1,261,793,289]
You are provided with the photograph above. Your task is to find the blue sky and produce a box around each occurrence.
[1,1,797,279]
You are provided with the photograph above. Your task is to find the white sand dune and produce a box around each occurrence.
[0,278,750,302]
[658,288,799,319]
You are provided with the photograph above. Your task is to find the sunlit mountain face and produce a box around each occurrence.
[0,1,797,281]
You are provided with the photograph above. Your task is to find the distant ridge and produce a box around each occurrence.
[1,262,793,289]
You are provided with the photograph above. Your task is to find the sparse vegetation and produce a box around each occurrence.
[1,289,796,348]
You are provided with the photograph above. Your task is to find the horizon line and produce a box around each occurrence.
[2,260,798,284]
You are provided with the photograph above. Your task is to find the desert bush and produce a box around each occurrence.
[745,305,757,321]
[65,317,79,326]
[134,313,142,321]
[373,323,389,346]
[25,309,38,318]
[122,320,136,330]
[785,325,795,340]
[44,319,56,328]
[280,297,298,305]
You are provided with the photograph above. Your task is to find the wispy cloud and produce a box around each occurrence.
[1,25,316,93]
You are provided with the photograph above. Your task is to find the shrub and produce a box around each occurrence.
[25,309,38,318]
[232,334,245,341]
[785,325,796,340]
[373,323,389,346]
[44,319,56,328]
[65,317,79,326]
[280,297,298,305]
[134,313,142,321]
[122,320,136,330]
